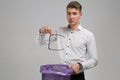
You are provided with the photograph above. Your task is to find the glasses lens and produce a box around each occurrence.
[49,34,65,50]
[49,34,57,42]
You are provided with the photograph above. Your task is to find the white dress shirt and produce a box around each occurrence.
[38,24,98,72]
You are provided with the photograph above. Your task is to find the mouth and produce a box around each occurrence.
[69,19,74,22]
[69,21,74,23]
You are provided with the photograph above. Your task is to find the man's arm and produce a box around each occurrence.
[81,33,98,70]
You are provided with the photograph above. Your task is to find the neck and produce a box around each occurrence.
[69,23,79,31]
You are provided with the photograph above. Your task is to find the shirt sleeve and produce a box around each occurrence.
[81,33,98,70]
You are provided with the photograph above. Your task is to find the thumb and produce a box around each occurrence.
[68,64,72,68]
[48,28,53,35]
[49,30,53,35]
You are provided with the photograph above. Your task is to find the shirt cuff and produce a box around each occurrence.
[77,62,84,73]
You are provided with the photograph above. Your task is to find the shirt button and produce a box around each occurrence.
[65,61,66,63]
[67,46,69,47]
[66,53,68,55]
[69,38,71,40]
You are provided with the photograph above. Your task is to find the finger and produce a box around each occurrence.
[39,28,44,33]
[47,27,53,35]
[68,64,72,68]
[49,28,53,35]
[68,65,71,68]
[40,27,45,33]
[39,28,41,33]
[44,27,48,33]
[41,27,48,33]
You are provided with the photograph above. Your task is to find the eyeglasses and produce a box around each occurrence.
[48,34,65,51]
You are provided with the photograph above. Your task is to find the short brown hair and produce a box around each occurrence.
[66,1,82,11]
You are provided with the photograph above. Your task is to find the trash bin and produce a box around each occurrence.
[40,64,73,80]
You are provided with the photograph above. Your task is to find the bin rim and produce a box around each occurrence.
[40,64,73,76]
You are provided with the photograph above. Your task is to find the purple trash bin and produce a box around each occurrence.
[40,64,73,80]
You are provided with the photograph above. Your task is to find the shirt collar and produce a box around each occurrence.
[77,24,83,31]
[67,24,83,32]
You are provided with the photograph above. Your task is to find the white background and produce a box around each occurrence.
[0,0,120,80]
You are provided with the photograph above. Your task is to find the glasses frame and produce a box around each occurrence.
[48,34,65,51]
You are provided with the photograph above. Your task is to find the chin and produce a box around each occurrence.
[69,23,76,26]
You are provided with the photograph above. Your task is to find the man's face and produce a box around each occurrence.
[66,8,82,26]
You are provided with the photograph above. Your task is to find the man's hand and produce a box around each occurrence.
[69,63,80,74]
[39,26,53,35]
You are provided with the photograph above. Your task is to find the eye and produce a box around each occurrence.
[73,12,77,15]
[67,12,71,15]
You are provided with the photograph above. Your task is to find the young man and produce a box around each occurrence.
[38,1,98,80]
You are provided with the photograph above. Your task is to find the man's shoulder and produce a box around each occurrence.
[81,27,96,42]
[82,26,94,37]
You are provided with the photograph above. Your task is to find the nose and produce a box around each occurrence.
[70,14,74,18]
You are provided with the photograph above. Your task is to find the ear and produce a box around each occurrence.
[79,10,82,16]
[80,11,82,16]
